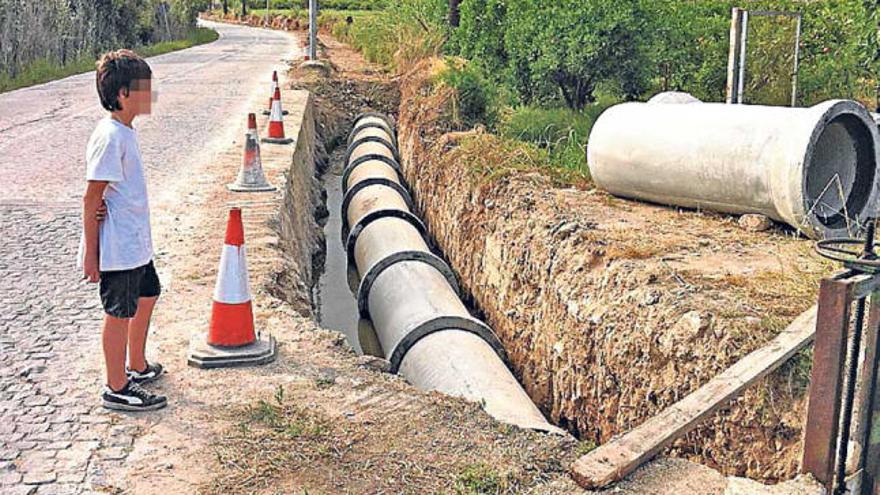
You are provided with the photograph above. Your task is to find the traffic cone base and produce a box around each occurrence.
[187,334,277,369]
[188,208,277,369]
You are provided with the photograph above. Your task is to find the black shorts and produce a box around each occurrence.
[99,260,161,319]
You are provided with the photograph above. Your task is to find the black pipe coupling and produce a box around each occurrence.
[340,177,415,240]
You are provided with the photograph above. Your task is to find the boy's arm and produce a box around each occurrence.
[83,181,109,283]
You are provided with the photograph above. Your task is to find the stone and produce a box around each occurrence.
[21,471,56,485]
[738,214,773,232]
[659,310,713,356]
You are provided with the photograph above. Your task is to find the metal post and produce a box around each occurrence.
[311,0,318,59]
[737,10,749,104]
[791,14,802,107]
[726,8,744,104]
[265,0,269,26]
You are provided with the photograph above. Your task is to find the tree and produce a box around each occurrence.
[448,0,460,27]
[241,0,247,15]
[222,0,228,15]
[503,0,650,109]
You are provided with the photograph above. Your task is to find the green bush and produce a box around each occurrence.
[332,0,447,67]
[643,0,879,107]
[452,0,878,109]
[454,0,651,110]
[436,59,504,128]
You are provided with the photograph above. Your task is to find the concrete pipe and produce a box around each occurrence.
[588,98,880,239]
[343,155,403,191]
[340,114,563,434]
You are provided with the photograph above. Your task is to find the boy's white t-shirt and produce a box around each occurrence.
[78,118,153,272]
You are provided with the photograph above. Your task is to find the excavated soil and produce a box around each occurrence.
[196,20,831,487]
[394,58,834,482]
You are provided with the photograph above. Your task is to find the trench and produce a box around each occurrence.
[312,146,362,354]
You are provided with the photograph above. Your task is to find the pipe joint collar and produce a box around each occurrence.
[357,249,460,319]
[345,135,400,165]
[345,208,429,263]
[341,178,414,237]
[388,315,508,373]
[342,154,404,191]
[348,121,397,147]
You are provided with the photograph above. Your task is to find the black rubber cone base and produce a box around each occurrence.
[187,334,278,369]
[226,183,277,193]
[261,136,294,145]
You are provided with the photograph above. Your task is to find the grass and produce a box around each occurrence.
[0,27,219,93]
[498,100,614,180]
[454,463,503,495]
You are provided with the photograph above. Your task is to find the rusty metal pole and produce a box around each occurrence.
[802,277,854,491]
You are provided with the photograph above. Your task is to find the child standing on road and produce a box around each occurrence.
[80,50,166,411]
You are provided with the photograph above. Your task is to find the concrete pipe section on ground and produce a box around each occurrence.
[587,94,880,239]
[341,112,564,435]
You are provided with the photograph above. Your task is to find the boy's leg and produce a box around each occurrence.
[127,295,158,372]
[102,315,130,391]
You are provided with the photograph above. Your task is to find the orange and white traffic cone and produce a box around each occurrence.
[228,113,276,192]
[261,87,293,144]
[188,208,277,369]
[262,71,288,116]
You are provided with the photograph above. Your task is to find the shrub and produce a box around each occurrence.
[455,0,650,110]
[436,58,504,128]
[332,0,447,68]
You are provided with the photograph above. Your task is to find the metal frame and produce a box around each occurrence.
[727,8,802,106]
[804,228,880,494]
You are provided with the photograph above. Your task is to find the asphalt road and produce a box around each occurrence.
[0,21,297,494]
[0,20,296,203]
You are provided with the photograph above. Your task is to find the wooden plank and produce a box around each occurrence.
[570,305,819,490]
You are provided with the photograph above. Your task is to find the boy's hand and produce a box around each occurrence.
[83,257,100,283]
[96,200,107,222]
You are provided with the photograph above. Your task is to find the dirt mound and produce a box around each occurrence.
[395,57,832,482]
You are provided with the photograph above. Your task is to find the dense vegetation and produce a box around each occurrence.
[328,0,878,179]
[0,0,210,86]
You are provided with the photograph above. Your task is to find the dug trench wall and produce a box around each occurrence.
[269,92,325,314]
[396,58,832,481]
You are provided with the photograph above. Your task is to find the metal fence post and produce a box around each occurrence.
[309,0,318,61]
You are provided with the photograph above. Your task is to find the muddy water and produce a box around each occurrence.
[313,160,361,353]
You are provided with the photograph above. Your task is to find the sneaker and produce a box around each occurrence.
[102,381,167,411]
[126,362,164,385]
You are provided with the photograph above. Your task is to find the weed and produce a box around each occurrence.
[574,440,598,456]
[435,58,504,129]
[454,463,503,495]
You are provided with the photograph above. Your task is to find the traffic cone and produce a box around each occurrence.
[228,113,276,192]
[262,71,288,116]
[261,87,293,145]
[188,208,277,369]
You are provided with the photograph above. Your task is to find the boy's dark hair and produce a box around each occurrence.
[95,50,152,112]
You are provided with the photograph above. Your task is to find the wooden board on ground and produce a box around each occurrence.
[570,306,819,489]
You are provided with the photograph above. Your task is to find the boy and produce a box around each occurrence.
[80,50,166,411]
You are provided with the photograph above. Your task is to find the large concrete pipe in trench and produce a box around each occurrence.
[587,96,880,239]
[341,112,563,434]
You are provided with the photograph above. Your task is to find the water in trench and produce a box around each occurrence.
[312,153,362,353]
